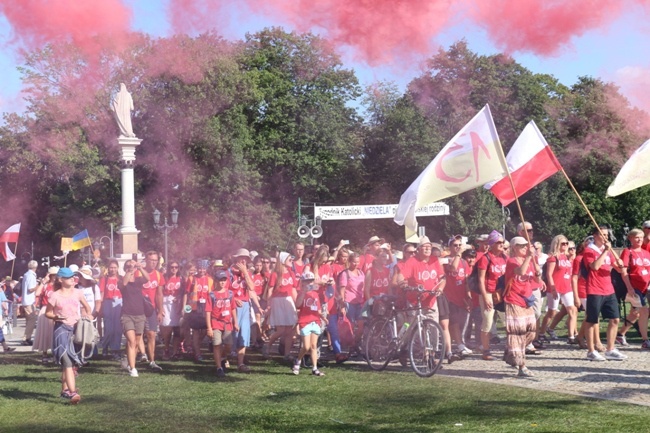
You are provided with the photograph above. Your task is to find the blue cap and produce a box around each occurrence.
[57,267,75,278]
[215,270,227,280]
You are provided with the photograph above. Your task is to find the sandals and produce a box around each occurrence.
[312,369,325,377]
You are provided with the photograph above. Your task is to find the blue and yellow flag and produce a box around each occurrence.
[71,229,91,251]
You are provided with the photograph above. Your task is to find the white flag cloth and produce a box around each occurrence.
[607,139,650,197]
[394,105,507,240]
[0,223,20,261]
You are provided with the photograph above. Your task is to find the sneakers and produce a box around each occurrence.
[221,359,230,370]
[604,348,628,361]
[237,364,251,373]
[149,361,163,371]
[335,353,349,364]
[567,337,578,345]
[128,367,139,377]
[312,369,325,376]
[642,340,650,349]
[447,353,462,364]
[3,346,16,353]
[21,339,33,346]
[615,334,629,347]
[292,363,300,375]
[457,345,473,356]
[518,367,534,377]
[587,351,606,362]
[216,367,226,378]
[61,390,81,404]
[546,329,558,340]
[139,354,149,363]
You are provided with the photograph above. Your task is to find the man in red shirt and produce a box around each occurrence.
[141,251,165,371]
[360,236,385,273]
[583,225,626,361]
[395,236,446,322]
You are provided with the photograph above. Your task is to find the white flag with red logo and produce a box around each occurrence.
[607,138,650,197]
[394,105,508,241]
[484,121,562,206]
[0,223,21,261]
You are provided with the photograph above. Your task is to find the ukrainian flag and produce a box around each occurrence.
[71,229,92,251]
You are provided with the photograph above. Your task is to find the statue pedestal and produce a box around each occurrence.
[118,136,142,255]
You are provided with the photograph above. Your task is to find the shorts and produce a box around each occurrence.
[627,289,647,308]
[121,314,146,335]
[559,292,575,309]
[145,313,158,333]
[586,293,620,324]
[479,295,495,333]
[211,329,233,346]
[436,294,450,321]
[448,301,469,328]
[546,292,560,311]
[299,321,322,336]
[531,288,543,319]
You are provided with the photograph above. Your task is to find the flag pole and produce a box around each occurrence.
[559,167,621,260]
[9,240,19,279]
[487,109,531,246]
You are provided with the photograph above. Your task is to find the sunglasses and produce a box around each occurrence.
[569,247,576,250]
[560,242,569,246]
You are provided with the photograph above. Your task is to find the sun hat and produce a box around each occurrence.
[365,235,385,247]
[213,259,224,267]
[279,252,291,265]
[47,266,60,275]
[77,265,96,282]
[417,236,432,248]
[232,248,251,261]
[510,236,528,246]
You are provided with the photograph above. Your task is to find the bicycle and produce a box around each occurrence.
[364,286,445,378]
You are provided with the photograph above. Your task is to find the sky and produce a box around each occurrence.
[0,0,648,116]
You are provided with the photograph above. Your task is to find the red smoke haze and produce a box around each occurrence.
[0,0,133,58]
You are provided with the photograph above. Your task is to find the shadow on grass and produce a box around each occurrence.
[0,374,50,382]
[0,387,53,402]
[8,424,104,433]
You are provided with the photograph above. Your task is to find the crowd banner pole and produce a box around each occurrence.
[560,167,621,260]
[492,132,531,245]
[10,240,19,279]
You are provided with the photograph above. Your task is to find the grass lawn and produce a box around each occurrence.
[1,350,649,433]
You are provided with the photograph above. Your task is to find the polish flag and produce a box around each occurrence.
[0,223,21,261]
[484,121,561,206]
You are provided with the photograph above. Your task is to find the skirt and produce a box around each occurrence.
[269,296,297,327]
[504,302,537,367]
[32,307,54,353]
[52,322,82,368]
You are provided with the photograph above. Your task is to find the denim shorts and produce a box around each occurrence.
[299,321,322,336]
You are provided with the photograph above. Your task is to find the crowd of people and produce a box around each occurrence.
[2,219,650,404]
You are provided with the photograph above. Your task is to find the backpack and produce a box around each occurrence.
[73,318,99,362]
[468,253,505,293]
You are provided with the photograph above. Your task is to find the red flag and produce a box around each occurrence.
[0,223,21,261]
[484,121,561,206]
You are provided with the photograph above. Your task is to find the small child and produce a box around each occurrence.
[205,271,238,378]
[292,272,328,376]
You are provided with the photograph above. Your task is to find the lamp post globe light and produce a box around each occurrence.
[153,209,179,265]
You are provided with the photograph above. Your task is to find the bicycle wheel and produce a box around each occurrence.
[364,318,394,371]
[409,319,444,378]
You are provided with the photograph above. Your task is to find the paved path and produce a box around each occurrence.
[4,318,650,406]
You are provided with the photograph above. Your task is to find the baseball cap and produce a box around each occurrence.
[215,270,227,280]
[643,221,650,229]
[57,267,75,279]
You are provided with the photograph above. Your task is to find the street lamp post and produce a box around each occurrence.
[94,236,114,259]
[153,209,179,264]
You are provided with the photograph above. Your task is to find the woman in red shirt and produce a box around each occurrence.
[503,237,541,377]
[263,252,298,359]
[539,235,577,343]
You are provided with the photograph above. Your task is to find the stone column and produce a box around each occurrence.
[118,136,142,255]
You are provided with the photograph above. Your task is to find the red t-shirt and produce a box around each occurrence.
[367,266,391,298]
[621,248,650,293]
[292,261,307,277]
[399,256,444,309]
[205,290,235,331]
[331,262,347,279]
[186,275,215,310]
[444,259,471,308]
[142,269,165,304]
[582,245,615,296]
[226,270,250,302]
[100,276,122,300]
[547,254,572,294]
[269,270,297,298]
[359,253,377,274]
[251,273,267,297]
[297,290,323,327]
[163,275,183,297]
[572,255,587,299]
[476,252,507,293]
[38,283,55,308]
[504,257,535,308]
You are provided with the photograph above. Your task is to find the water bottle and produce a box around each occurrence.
[398,322,410,338]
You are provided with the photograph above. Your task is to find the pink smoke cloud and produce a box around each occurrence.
[0,0,133,58]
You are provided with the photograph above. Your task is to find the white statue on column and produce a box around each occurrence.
[110,83,135,138]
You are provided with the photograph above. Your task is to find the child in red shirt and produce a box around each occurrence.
[205,271,238,378]
[292,272,328,376]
